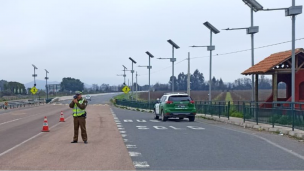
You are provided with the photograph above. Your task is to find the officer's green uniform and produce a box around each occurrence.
[69,93,88,143]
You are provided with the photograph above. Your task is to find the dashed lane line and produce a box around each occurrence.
[0,115,72,157]
[126,145,137,149]
[129,152,142,157]
[133,161,150,169]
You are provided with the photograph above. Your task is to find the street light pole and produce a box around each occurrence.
[122,65,127,85]
[45,69,49,100]
[209,29,213,102]
[145,51,154,107]
[129,57,137,100]
[291,0,296,103]
[172,46,175,92]
[251,9,255,103]
[167,39,180,92]
[32,64,38,87]
[190,22,219,102]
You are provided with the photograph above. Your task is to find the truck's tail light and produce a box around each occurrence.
[190,101,195,104]
[166,101,173,104]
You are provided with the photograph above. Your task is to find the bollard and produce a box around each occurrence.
[243,102,245,123]
[227,101,230,120]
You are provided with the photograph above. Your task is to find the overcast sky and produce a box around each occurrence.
[0,0,303,86]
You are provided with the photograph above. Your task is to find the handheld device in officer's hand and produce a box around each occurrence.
[73,95,78,99]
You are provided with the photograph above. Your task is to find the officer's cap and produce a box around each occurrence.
[75,91,82,95]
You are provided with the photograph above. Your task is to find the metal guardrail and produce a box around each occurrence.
[115,99,304,131]
[0,99,46,110]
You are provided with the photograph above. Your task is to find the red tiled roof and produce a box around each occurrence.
[242,48,304,75]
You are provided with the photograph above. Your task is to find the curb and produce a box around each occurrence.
[197,114,304,140]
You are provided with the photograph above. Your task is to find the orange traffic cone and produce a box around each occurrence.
[42,116,50,132]
[59,111,65,122]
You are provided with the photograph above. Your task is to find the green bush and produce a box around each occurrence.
[230,111,243,118]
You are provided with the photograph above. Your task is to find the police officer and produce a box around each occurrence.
[69,91,88,144]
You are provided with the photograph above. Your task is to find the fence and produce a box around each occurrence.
[115,99,304,131]
[115,99,156,110]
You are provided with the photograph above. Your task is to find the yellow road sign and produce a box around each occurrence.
[122,86,130,94]
[30,86,38,95]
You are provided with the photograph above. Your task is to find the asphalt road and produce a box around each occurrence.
[112,107,304,170]
[59,92,121,105]
[0,93,120,154]
[2,92,304,170]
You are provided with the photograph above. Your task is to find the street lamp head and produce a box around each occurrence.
[32,64,38,69]
[146,51,154,58]
[45,69,49,73]
[242,0,263,12]
[203,22,220,34]
[122,65,127,69]
[167,39,180,49]
[129,57,137,64]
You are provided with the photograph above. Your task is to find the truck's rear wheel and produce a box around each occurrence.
[161,111,167,122]
[189,116,195,122]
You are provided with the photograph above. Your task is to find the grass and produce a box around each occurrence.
[225,92,233,104]
[114,93,129,100]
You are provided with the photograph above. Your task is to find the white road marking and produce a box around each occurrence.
[118,128,125,130]
[0,115,72,157]
[150,120,160,122]
[117,125,123,127]
[169,126,182,130]
[133,161,150,168]
[123,139,128,142]
[120,131,126,134]
[126,145,137,148]
[129,152,142,157]
[153,126,168,130]
[0,113,41,126]
[187,126,205,130]
[124,120,133,122]
[136,126,149,130]
[136,120,146,122]
[121,134,127,137]
[0,118,22,126]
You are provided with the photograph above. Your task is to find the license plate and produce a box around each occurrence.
[177,105,186,108]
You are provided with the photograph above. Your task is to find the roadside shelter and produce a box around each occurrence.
[242,48,304,103]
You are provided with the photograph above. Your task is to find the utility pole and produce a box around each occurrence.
[187,52,191,95]
[136,72,139,101]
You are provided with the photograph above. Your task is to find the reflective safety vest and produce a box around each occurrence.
[73,99,86,117]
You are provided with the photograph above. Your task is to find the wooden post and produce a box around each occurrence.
[255,74,259,124]
[273,71,278,102]
[255,74,259,103]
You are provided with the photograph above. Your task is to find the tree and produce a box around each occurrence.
[168,76,178,91]
[191,70,205,90]
[60,77,84,92]
[176,72,187,90]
